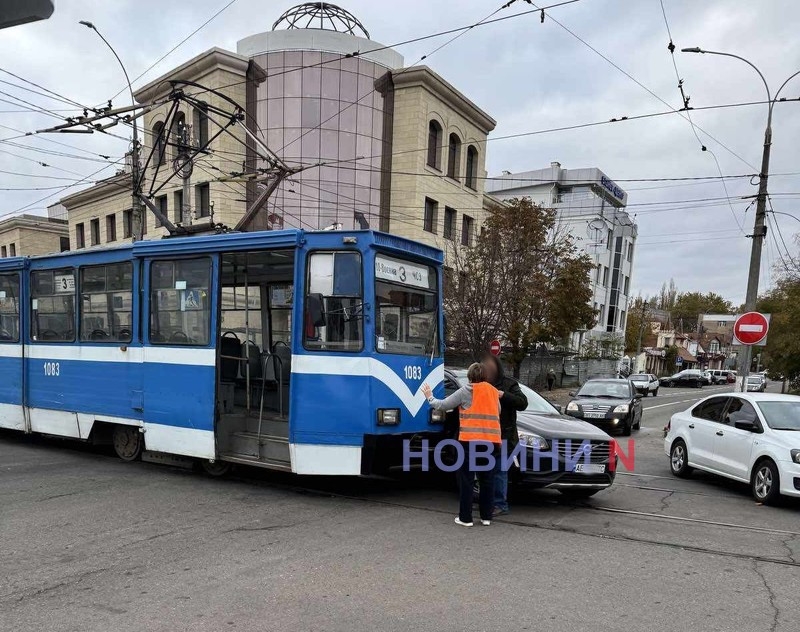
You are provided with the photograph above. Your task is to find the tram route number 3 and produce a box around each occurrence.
[44,361,60,376]
[404,365,422,380]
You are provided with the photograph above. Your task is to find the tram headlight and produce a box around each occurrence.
[377,408,400,426]
[429,409,445,424]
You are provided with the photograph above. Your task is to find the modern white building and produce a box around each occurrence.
[486,162,638,349]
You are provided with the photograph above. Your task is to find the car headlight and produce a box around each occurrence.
[791,449,800,464]
[613,404,630,414]
[566,402,579,412]
[518,431,549,450]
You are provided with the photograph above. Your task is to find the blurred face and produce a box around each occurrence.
[482,358,497,382]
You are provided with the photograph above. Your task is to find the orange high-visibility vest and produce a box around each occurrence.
[459,382,501,443]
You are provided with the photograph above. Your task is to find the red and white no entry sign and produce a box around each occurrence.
[733,312,769,346]
[489,340,501,356]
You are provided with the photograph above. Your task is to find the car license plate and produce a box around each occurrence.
[574,463,606,473]
[583,412,605,419]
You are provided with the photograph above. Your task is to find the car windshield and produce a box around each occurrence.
[630,374,649,381]
[756,400,800,430]
[452,371,558,414]
[577,381,631,399]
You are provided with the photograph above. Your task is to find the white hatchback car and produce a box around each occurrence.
[664,393,800,504]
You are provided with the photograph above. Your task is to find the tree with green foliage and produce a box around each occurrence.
[758,275,800,390]
[672,291,734,332]
[445,197,596,376]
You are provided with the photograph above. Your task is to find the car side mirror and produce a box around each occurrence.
[568,391,576,397]
[634,393,643,399]
[734,420,759,432]
[554,404,563,414]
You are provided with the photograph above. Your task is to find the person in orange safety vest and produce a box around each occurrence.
[422,362,501,527]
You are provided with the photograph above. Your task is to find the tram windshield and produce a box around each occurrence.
[374,254,438,356]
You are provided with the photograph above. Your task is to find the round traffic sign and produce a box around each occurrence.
[489,340,501,356]
[734,312,769,345]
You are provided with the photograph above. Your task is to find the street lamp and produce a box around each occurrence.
[681,46,800,390]
[79,20,143,241]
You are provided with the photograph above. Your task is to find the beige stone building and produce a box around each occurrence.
[0,213,68,258]
[384,65,496,251]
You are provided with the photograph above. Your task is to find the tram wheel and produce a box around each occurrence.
[112,425,144,462]
[199,459,231,477]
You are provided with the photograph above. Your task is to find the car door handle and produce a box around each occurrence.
[688,424,694,429]
[716,431,724,436]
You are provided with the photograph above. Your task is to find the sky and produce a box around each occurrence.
[1,0,799,305]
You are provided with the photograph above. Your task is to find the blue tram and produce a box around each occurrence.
[0,229,445,475]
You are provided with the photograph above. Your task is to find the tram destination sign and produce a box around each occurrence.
[375,255,430,289]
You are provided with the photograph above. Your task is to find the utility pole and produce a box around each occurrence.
[682,47,800,392]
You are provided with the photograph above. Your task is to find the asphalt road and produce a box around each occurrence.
[2,382,799,632]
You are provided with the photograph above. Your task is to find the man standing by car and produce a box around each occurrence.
[482,354,528,516]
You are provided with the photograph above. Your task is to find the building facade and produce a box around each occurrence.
[486,162,638,347]
[0,213,68,258]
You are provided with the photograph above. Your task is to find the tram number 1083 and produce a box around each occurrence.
[404,365,422,380]
[43,361,61,376]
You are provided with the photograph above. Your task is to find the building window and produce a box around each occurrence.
[599,304,605,324]
[623,275,630,296]
[447,133,461,180]
[607,230,613,249]
[710,340,720,353]
[90,218,100,246]
[171,112,186,162]
[59,237,70,252]
[595,265,601,283]
[76,223,85,249]
[105,214,116,242]
[152,121,166,166]
[123,211,132,239]
[174,190,184,223]
[8,243,15,257]
[465,145,478,190]
[461,215,474,246]
[0,246,5,258]
[423,197,438,234]
[0,272,20,341]
[195,183,210,218]
[155,195,167,228]
[80,262,133,342]
[193,102,209,148]
[627,240,633,262]
[443,207,456,240]
[619,310,626,330]
[602,266,608,286]
[427,120,442,170]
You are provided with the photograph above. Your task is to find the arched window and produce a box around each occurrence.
[447,133,461,180]
[152,122,166,166]
[465,145,478,190]
[427,120,442,170]
[171,112,186,161]
[193,102,209,148]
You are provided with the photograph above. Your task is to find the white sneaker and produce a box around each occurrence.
[481,520,491,526]
[454,517,473,527]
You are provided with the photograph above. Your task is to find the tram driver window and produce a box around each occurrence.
[0,273,20,342]
[304,252,363,351]
[80,262,133,342]
[30,268,76,342]
[149,258,211,345]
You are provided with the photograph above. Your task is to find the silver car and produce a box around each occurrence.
[629,373,659,397]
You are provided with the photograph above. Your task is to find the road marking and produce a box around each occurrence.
[644,398,698,411]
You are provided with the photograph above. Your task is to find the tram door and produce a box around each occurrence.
[0,269,25,431]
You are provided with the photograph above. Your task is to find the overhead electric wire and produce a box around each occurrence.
[658,0,745,235]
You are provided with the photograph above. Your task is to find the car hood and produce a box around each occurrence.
[517,410,613,441]
[570,397,631,408]
[630,379,650,385]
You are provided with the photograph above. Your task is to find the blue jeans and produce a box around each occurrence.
[493,459,509,512]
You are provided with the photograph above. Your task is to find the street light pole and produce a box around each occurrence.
[80,20,143,241]
[681,47,800,391]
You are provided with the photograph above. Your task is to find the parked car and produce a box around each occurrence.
[565,378,643,436]
[702,370,713,385]
[707,369,731,385]
[746,375,766,392]
[443,369,618,498]
[664,393,800,504]
[629,373,659,397]
[660,369,705,388]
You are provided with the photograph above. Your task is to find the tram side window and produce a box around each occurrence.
[0,273,20,342]
[80,262,133,342]
[149,258,211,345]
[304,252,363,351]
[30,268,76,342]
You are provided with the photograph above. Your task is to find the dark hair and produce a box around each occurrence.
[467,362,485,383]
